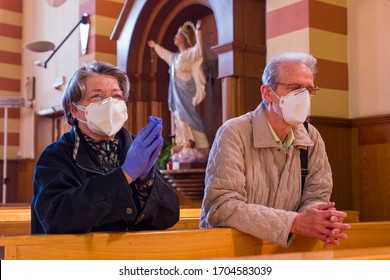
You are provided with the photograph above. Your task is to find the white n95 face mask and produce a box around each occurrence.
[271,88,310,126]
[75,97,128,137]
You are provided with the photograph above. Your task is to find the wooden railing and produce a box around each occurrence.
[230,245,390,260]
[0,221,389,260]
[0,204,30,236]
[4,205,382,260]
[0,204,30,222]
[0,207,359,236]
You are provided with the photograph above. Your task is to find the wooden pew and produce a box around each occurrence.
[0,207,202,234]
[260,221,390,255]
[0,207,201,235]
[0,204,31,236]
[179,208,201,218]
[170,218,199,229]
[170,208,201,229]
[1,218,198,235]
[179,209,360,221]
[0,221,389,260]
[344,210,360,223]
[0,206,201,221]
[0,204,30,222]
[0,221,30,236]
[178,209,359,222]
[230,245,390,260]
[0,228,264,260]
[0,207,359,235]
[171,209,360,229]
[0,206,358,222]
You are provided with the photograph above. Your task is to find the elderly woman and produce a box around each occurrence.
[31,61,179,234]
[148,20,209,156]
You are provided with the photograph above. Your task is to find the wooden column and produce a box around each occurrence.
[211,0,266,120]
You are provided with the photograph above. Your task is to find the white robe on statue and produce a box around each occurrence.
[153,29,209,149]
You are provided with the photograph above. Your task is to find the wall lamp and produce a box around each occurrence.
[24,13,90,68]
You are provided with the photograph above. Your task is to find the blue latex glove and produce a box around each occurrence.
[122,116,163,180]
[142,116,163,175]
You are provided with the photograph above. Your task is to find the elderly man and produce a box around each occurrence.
[200,52,350,248]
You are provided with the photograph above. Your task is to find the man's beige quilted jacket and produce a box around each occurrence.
[200,102,332,247]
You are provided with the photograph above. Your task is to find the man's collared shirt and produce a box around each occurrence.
[267,120,294,152]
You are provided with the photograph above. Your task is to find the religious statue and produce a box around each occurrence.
[148,20,209,162]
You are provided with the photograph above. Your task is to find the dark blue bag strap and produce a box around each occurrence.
[300,121,309,192]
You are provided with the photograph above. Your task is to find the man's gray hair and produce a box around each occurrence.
[62,61,130,125]
[262,52,317,90]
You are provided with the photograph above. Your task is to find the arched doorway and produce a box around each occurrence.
[113,0,220,146]
[112,0,266,207]
[112,0,266,144]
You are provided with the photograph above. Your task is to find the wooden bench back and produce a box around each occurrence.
[0,205,30,222]
[230,245,390,260]
[0,221,389,260]
[0,207,360,237]
[0,228,265,260]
